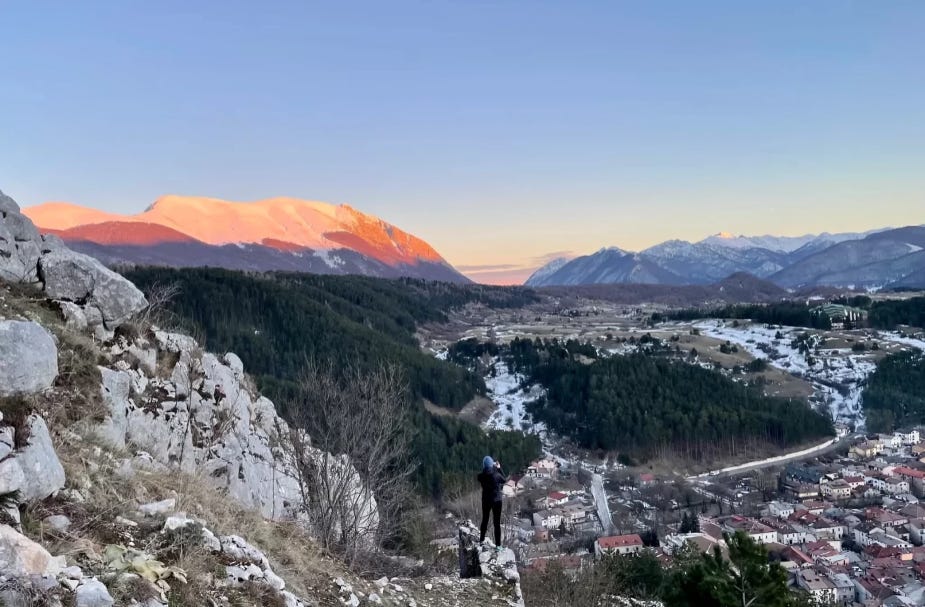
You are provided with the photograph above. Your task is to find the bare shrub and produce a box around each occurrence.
[132,281,182,331]
[288,362,416,562]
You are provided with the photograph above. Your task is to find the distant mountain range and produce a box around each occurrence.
[23,196,469,283]
[527,226,925,290]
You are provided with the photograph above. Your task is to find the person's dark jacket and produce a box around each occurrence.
[477,467,507,503]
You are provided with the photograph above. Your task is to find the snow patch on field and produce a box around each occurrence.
[483,358,547,434]
[880,331,925,352]
[693,321,877,428]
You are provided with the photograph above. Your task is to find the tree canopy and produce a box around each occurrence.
[862,349,925,433]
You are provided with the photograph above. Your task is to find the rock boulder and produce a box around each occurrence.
[38,249,147,328]
[15,415,66,501]
[0,524,65,577]
[0,320,58,396]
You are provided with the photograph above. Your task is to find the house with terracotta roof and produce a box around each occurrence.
[546,491,569,506]
[594,534,644,557]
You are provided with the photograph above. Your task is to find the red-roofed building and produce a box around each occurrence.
[595,534,644,557]
[639,473,656,485]
[547,491,569,506]
[893,466,925,494]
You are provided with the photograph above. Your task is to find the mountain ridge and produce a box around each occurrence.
[23,196,469,282]
[529,225,925,289]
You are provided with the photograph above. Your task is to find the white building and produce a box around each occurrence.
[767,501,796,519]
[595,534,644,557]
[796,570,837,604]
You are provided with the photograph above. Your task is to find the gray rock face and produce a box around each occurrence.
[97,333,378,532]
[15,415,66,501]
[458,523,523,606]
[0,523,65,577]
[59,300,89,331]
[74,578,115,607]
[0,192,43,282]
[38,248,148,328]
[0,189,19,214]
[3,212,40,243]
[40,233,65,253]
[0,457,26,495]
[0,320,58,396]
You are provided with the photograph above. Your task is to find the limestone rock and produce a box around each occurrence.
[74,578,115,607]
[40,233,65,253]
[457,523,523,606]
[43,515,72,533]
[59,301,89,331]
[3,212,40,243]
[0,426,14,460]
[0,523,65,577]
[0,189,19,214]
[38,249,147,328]
[0,194,44,282]
[138,498,176,516]
[0,457,25,494]
[15,415,66,501]
[224,352,244,377]
[0,320,58,396]
[153,330,198,354]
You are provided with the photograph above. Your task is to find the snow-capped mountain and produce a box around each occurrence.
[640,240,789,283]
[528,247,684,286]
[523,257,570,286]
[23,196,469,282]
[698,230,871,253]
[527,226,925,289]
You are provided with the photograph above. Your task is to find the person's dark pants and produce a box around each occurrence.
[479,498,502,546]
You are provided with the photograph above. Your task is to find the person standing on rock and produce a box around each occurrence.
[477,455,506,550]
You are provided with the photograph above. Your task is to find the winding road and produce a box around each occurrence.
[686,435,853,482]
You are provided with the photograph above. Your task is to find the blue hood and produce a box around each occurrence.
[482,456,495,471]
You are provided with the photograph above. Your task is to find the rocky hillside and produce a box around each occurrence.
[0,190,522,606]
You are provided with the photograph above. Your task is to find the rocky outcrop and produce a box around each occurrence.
[14,415,67,501]
[458,523,523,607]
[39,248,147,328]
[0,524,65,577]
[0,191,41,283]
[0,414,66,503]
[0,188,147,331]
[0,320,58,396]
[98,330,378,530]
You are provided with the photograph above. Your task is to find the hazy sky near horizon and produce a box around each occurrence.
[2,1,923,284]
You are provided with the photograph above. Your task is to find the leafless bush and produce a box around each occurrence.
[132,281,182,330]
[288,362,416,562]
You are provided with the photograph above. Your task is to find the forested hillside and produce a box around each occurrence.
[868,296,925,329]
[123,267,542,496]
[663,302,832,329]
[664,296,925,331]
[862,350,925,433]
[454,337,833,462]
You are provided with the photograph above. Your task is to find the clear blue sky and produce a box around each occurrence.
[2,1,923,282]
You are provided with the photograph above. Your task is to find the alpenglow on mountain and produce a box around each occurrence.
[23,196,469,282]
[526,227,925,290]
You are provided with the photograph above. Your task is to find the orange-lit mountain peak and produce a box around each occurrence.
[23,195,453,269]
[23,202,124,231]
